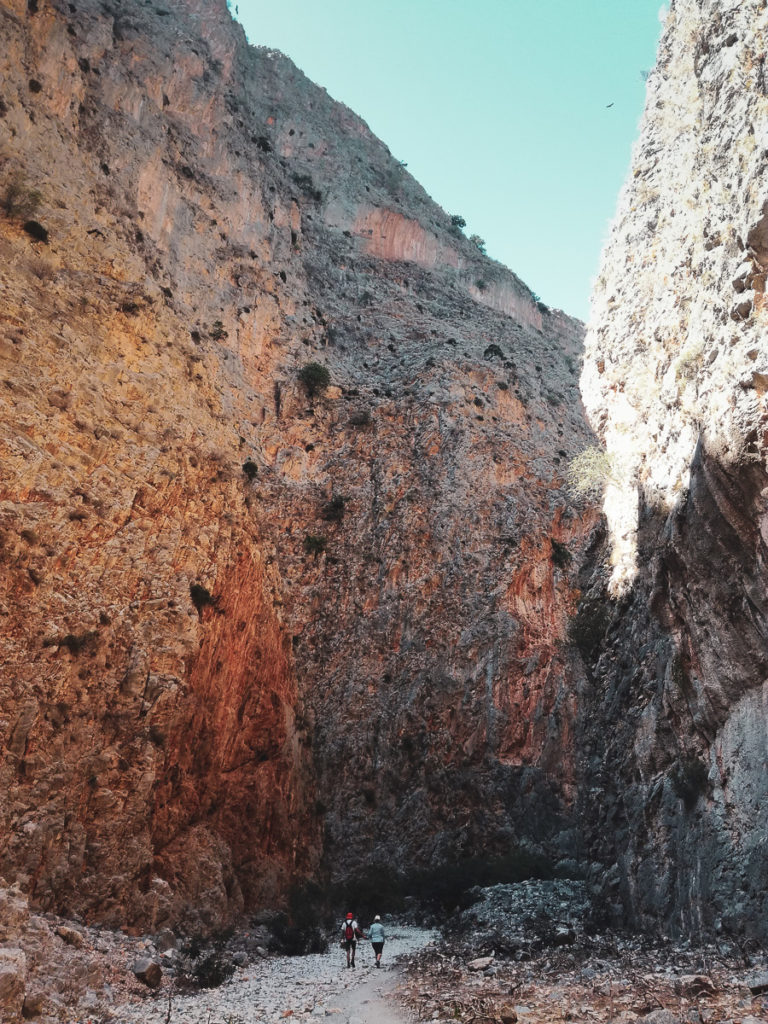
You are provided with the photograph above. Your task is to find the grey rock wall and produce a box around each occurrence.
[580,0,768,939]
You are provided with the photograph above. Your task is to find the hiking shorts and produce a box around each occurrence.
[343,939,356,951]
[372,941,384,955]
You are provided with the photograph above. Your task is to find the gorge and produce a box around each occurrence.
[1,1,768,1018]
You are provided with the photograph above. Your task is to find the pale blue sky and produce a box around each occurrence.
[232,1,664,322]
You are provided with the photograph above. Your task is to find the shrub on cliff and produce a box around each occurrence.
[23,220,49,243]
[303,534,327,557]
[450,214,466,236]
[190,582,216,615]
[550,539,572,568]
[1,173,42,220]
[565,445,618,499]
[321,495,345,523]
[210,320,228,341]
[568,597,610,661]
[671,755,710,810]
[298,362,330,398]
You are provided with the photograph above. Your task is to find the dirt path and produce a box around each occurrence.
[112,926,434,1024]
[331,962,413,1024]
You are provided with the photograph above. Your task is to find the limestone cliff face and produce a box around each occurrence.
[581,0,768,937]
[0,0,592,929]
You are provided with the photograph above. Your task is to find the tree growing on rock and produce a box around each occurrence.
[298,362,331,398]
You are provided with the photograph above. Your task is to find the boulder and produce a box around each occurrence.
[0,885,29,944]
[55,926,85,949]
[132,958,162,989]
[747,973,768,995]
[21,990,45,1019]
[674,976,715,997]
[154,928,176,953]
[467,955,494,971]
[640,1012,680,1024]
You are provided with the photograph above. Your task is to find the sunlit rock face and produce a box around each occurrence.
[0,0,592,929]
[581,0,768,937]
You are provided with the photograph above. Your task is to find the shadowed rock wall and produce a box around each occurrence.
[580,0,768,939]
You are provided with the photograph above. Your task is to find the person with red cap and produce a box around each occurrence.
[340,912,364,968]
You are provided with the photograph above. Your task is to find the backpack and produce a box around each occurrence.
[344,921,354,941]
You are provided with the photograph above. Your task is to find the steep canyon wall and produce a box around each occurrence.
[582,0,768,938]
[0,0,593,930]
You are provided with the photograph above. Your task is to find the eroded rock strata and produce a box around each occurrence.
[581,0,768,938]
[0,0,591,933]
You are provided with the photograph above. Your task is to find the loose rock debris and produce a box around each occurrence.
[396,883,768,1024]
[8,881,768,1024]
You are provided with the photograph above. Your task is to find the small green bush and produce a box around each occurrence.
[1,173,42,220]
[298,362,330,398]
[483,343,504,360]
[210,320,228,341]
[42,631,98,655]
[303,534,327,556]
[450,214,466,229]
[292,173,322,202]
[23,220,48,243]
[469,234,487,255]
[242,459,258,480]
[321,495,345,523]
[190,582,215,614]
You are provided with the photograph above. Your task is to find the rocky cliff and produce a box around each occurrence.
[581,0,768,938]
[0,0,592,934]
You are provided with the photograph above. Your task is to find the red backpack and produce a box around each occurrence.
[344,921,355,941]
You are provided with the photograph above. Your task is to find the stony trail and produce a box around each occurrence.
[109,927,435,1024]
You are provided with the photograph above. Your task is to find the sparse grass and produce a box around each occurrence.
[675,340,705,381]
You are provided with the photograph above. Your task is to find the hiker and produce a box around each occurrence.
[368,915,385,967]
[340,912,364,968]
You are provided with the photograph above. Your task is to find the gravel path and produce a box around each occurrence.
[111,926,435,1024]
